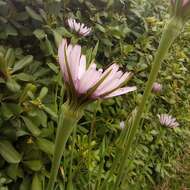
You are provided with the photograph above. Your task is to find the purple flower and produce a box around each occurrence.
[152,82,162,93]
[157,114,179,128]
[58,39,136,106]
[67,18,91,37]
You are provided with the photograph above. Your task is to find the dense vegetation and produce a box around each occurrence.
[0,0,189,189]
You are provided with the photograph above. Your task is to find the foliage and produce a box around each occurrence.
[0,0,189,189]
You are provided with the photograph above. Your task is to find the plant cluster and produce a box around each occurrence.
[0,0,189,189]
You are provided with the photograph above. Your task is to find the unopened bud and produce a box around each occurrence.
[171,0,190,21]
[152,82,162,93]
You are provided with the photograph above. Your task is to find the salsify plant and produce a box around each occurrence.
[47,1,190,189]
[47,39,136,190]
[110,0,190,189]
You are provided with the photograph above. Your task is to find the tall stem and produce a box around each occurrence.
[47,104,82,190]
[113,17,183,189]
[67,127,77,190]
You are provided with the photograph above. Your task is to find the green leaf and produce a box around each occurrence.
[39,9,47,22]
[19,176,31,190]
[38,87,48,100]
[53,29,62,47]
[0,126,17,141]
[33,29,46,40]
[25,6,43,22]
[23,160,43,171]
[86,41,99,65]
[14,73,34,82]
[0,77,5,83]
[5,48,15,67]
[0,140,22,163]
[12,55,33,73]
[55,27,72,38]
[40,124,54,138]
[47,62,59,73]
[95,24,106,33]
[86,48,93,66]
[1,103,14,120]
[19,83,37,103]
[40,37,54,56]
[1,103,22,120]
[22,116,41,137]
[6,164,23,180]
[31,174,43,190]
[0,1,7,6]
[0,51,8,77]
[36,137,54,155]
[42,105,58,121]
[6,78,21,92]
[36,110,47,128]
[6,24,18,36]
[92,40,99,60]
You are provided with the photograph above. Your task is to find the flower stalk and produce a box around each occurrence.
[47,36,136,189]
[47,104,83,190]
[113,17,183,189]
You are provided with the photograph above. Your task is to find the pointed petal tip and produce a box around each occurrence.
[103,86,137,99]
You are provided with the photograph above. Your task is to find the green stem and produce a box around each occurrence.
[113,17,183,189]
[67,127,77,190]
[100,112,135,190]
[47,104,82,190]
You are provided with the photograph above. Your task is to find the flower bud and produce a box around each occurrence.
[152,82,162,93]
[171,0,190,21]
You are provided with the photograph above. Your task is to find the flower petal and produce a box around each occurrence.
[78,55,86,80]
[93,79,121,97]
[68,18,74,30]
[183,0,189,6]
[69,45,81,83]
[158,114,179,128]
[103,86,137,98]
[96,64,119,90]
[78,63,102,94]
[58,39,69,81]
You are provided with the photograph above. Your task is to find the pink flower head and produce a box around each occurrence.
[157,114,179,128]
[58,39,136,107]
[152,82,162,93]
[171,0,189,7]
[182,0,190,6]
[171,0,190,19]
[67,18,91,37]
